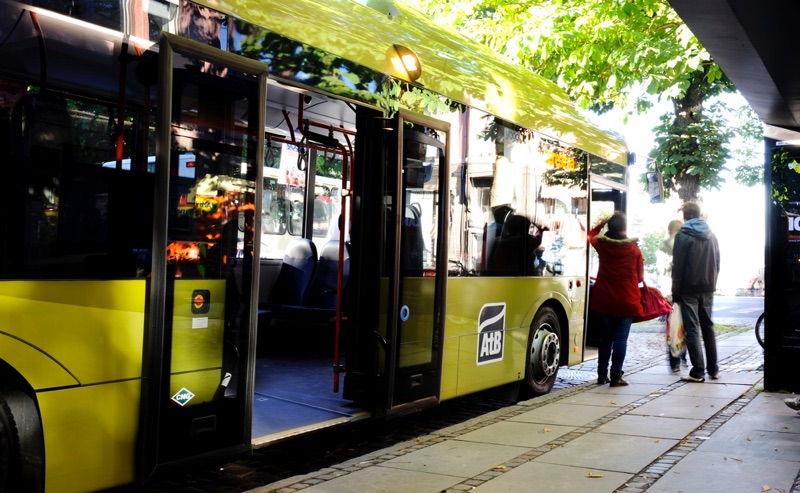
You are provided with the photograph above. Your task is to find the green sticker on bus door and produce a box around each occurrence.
[171,387,195,407]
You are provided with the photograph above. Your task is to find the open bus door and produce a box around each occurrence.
[141,33,266,475]
[381,111,449,417]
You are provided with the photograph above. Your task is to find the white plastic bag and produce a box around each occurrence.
[667,302,686,358]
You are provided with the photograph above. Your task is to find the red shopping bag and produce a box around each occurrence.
[633,283,672,323]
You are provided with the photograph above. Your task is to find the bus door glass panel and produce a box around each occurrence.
[384,112,448,413]
[157,36,264,463]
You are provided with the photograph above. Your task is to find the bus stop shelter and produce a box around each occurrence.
[667,0,800,392]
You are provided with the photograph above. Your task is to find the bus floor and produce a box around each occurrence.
[251,344,366,443]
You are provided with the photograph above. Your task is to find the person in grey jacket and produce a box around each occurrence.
[671,202,721,382]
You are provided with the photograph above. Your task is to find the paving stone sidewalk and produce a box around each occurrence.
[252,323,788,493]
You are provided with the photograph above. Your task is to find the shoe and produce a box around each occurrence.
[710,373,720,380]
[681,375,705,383]
[785,398,800,411]
[610,377,629,387]
[671,367,680,374]
[597,375,610,385]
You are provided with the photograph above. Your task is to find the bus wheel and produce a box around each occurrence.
[524,307,561,396]
[0,392,21,493]
[0,386,43,493]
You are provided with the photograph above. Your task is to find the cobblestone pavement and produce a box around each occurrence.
[557,317,763,390]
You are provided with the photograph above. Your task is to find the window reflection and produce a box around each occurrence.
[446,111,599,278]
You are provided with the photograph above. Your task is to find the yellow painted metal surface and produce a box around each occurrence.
[171,279,226,372]
[197,0,628,165]
[169,369,224,406]
[0,335,78,390]
[169,279,227,406]
[38,380,140,492]
[0,281,147,490]
[440,277,577,400]
[0,280,146,386]
[397,278,435,368]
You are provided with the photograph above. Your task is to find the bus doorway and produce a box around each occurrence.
[251,83,368,444]
[586,182,628,349]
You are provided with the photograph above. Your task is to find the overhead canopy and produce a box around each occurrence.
[667,0,800,141]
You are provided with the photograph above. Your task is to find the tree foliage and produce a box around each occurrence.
[401,0,763,201]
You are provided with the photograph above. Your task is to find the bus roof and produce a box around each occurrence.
[197,0,629,166]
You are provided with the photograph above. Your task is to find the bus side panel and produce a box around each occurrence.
[0,337,77,389]
[441,277,573,399]
[0,281,147,384]
[568,282,588,366]
[38,381,140,492]
[0,280,148,491]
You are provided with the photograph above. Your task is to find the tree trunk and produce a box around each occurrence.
[669,74,706,203]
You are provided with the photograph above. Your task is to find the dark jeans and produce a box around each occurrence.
[668,348,688,370]
[596,313,634,380]
[680,292,718,379]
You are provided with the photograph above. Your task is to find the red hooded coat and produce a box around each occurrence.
[588,222,644,318]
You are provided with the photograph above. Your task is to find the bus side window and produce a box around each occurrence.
[8,94,73,278]
[6,91,152,279]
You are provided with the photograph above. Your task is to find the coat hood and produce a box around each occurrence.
[680,218,713,240]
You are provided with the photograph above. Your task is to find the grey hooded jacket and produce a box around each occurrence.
[671,218,720,298]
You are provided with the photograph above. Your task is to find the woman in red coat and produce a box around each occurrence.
[588,212,644,386]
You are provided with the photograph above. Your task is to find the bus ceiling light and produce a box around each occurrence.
[389,44,421,82]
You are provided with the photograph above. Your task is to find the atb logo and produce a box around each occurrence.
[477,303,505,365]
[171,387,195,407]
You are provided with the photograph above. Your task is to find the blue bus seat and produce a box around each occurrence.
[258,238,351,337]
[265,238,317,306]
[303,239,349,310]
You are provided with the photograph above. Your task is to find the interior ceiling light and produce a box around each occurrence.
[389,44,421,82]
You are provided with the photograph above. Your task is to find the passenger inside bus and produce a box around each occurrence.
[485,213,546,276]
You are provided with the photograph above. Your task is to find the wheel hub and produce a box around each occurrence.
[532,328,560,379]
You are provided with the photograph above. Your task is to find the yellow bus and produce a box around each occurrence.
[0,0,630,491]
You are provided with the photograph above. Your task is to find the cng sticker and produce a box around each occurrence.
[191,289,211,314]
[171,387,195,407]
[477,303,505,365]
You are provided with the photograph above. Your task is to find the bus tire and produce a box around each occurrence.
[0,385,44,493]
[0,392,21,493]
[523,306,561,396]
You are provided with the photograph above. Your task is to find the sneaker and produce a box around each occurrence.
[710,373,721,380]
[785,398,800,411]
[610,377,629,387]
[671,367,681,374]
[597,375,610,385]
[681,374,705,383]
